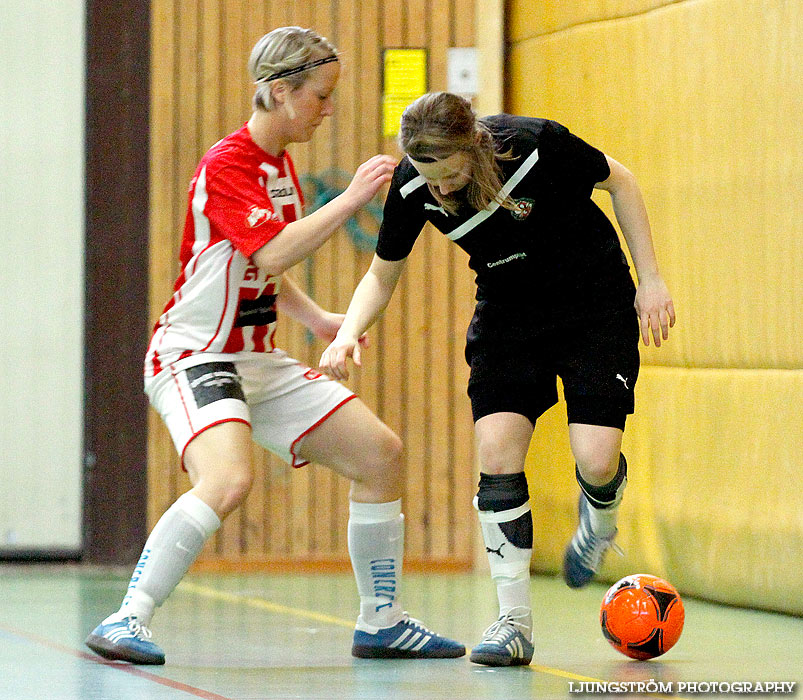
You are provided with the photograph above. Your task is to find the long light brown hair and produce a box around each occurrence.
[398,92,517,215]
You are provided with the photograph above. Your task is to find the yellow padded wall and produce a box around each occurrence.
[509,0,803,614]
[511,0,803,369]
[529,370,803,615]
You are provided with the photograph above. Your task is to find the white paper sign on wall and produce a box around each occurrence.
[447,47,478,98]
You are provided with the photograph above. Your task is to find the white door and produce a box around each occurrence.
[0,1,85,554]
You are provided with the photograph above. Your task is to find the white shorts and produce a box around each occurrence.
[144,350,356,468]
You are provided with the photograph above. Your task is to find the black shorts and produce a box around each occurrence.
[465,301,640,430]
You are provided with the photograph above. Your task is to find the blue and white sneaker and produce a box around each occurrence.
[85,615,165,665]
[563,493,623,589]
[470,607,534,666]
[352,613,465,659]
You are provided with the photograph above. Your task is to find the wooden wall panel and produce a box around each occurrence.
[149,0,477,569]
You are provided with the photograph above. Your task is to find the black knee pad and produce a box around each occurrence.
[477,472,529,511]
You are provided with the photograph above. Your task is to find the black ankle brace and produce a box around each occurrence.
[576,454,627,509]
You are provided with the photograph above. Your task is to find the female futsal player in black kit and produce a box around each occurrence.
[320,91,675,667]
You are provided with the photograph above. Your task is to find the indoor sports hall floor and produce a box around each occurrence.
[0,565,800,700]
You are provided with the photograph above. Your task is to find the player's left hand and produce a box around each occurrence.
[634,274,676,347]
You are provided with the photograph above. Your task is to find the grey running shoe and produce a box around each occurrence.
[469,607,534,666]
[563,493,623,589]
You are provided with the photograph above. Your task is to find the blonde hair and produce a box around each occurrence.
[398,92,517,215]
[249,27,338,111]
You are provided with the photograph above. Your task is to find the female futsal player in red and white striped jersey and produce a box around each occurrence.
[85,27,464,666]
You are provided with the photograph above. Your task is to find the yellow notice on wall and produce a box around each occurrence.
[383,48,427,138]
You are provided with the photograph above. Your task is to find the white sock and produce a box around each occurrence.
[108,492,221,626]
[497,577,533,640]
[587,501,620,537]
[585,474,627,537]
[579,456,627,537]
[347,499,405,630]
[497,576,531,616]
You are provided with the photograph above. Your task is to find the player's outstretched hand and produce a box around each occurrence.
[343,155,397,208]
[634,274,676,347]
[319,334,361,381]
[309,311,370,347]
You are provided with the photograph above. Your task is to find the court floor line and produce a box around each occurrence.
[0,621,233,700]
[177,580,671,690]
[177,580,356,628]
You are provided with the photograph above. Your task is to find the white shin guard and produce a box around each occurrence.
[475,498,533,617]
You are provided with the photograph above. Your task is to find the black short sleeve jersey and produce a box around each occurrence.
[375,115,635,321]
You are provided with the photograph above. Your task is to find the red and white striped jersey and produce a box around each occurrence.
[145,125,304,378]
